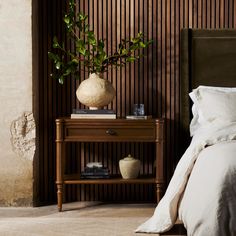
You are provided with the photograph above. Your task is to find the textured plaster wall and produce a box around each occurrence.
[0,0,34,206]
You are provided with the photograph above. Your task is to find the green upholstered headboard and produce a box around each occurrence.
[180,29,236,154]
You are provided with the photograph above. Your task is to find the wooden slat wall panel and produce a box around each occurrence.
[36,0,236,204]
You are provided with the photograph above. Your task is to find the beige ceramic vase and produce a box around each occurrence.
[119,154,141,179]
[76,73,116,109]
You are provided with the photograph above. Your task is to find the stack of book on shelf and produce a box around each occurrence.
[80,162,110,179]
[71,109,116,119]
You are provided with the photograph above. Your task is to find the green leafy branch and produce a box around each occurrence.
[48,0,153,84]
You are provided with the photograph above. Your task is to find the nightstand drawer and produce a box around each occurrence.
[64,125,156,142]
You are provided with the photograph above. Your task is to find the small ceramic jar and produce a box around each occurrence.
[119,154,141,179]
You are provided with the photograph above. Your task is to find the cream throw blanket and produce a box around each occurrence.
[136,122,236,234]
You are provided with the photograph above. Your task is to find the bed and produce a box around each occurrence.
[135,29,236,235]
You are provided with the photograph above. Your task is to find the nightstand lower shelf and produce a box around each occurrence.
[63,175,155,185]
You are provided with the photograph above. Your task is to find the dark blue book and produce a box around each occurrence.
[84,167,110,174]
[72,109,115,114]
[81,166,110,179]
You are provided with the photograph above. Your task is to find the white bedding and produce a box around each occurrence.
[135,122,236,235]
[179,141,236,236]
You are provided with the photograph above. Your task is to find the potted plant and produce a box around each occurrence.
[48,0,152,109]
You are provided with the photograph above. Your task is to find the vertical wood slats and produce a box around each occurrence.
[36,0,236,204]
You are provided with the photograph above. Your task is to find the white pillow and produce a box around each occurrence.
[196,89,236,122]
[189,86,236,136]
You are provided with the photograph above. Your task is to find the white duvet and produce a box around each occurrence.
[136,121,236,235]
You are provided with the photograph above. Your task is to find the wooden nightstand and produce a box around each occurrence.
[55,118,165,211]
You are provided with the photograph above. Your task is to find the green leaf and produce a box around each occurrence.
[79,12,87,21]
[64,16,70,24]
[55,61,61,69]
[131,37,139,44]
[58,76,64,84]
[139,41,146,48]
[98,40,105,50]
[64,67,72,76]
[79,48,87,56]
[52,37,60,48]
[129,44,139,51]
[122,48,128,55]
[126,57,136,62]
[48,52,59,62]
[88,35,96,46]
[69,0,76,8]
[71,58,79,64]
[66,23,74,32]
[76,40,87,56]
[138,32,144,38]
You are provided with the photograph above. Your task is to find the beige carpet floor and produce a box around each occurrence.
[0,202,186,236]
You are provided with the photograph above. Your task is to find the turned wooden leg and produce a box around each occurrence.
[155,120,165,204]
[56,119,65,212]
[57,183,63,212]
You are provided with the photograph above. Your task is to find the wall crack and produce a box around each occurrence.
[10,112,35,160]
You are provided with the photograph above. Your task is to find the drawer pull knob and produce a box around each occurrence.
[106,129,116,135]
